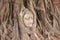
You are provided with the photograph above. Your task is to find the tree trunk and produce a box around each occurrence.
[0,0,60,40]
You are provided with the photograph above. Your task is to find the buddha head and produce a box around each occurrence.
[23,10,34,27]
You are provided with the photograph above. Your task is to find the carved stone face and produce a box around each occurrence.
[23,11,34,27]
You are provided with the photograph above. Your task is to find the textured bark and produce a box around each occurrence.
[0,0,60,40]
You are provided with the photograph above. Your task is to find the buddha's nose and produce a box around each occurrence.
[29,18,33,23]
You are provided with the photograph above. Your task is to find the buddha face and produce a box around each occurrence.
[23,11,34,27]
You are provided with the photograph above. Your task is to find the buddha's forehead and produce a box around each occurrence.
[24,12,33,18]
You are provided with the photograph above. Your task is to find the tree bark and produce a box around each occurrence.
[0,0,60,40]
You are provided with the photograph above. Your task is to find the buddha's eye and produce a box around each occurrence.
[25,17,29,20]
[24,16,33,21]
[30,17,33,19]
